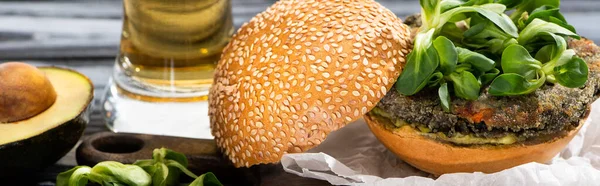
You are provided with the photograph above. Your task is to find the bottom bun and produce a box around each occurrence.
[364,112,587,176]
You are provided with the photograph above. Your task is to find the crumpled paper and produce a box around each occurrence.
[281,101,600,185]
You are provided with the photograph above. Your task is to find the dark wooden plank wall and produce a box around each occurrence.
[1,0,598,59]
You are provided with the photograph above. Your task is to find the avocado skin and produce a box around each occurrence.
[0,107,89,177]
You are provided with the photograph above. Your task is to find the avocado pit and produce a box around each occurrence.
[0,62,57,123]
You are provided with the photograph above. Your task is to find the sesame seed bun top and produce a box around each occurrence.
[209,0,412,167]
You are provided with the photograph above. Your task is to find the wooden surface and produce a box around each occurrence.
[75,132,330,186]
[0,0,597,185]
[76,132,257,186]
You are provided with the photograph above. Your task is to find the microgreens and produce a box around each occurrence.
[57,161,151,186]
[396,0,586,112]
[57,148,223,186]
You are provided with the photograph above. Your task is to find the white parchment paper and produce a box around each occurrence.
[281,101,600,185]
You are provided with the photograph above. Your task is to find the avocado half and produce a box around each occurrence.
[0,67,93,176]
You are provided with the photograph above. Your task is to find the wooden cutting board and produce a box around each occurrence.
[76,132,330,186]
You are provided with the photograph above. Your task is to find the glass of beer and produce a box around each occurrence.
[101,0,233,139]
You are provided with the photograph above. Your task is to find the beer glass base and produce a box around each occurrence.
[101,78,214,139]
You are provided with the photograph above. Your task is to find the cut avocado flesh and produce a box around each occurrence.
[0,67,93,175]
